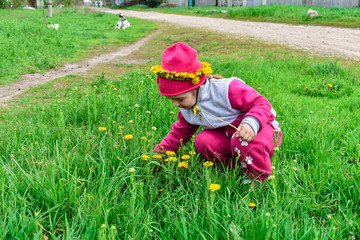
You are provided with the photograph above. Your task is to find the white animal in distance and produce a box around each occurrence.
[115,13,131,29]
[307,9,319,18]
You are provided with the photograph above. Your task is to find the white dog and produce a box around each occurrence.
[115,13,131,29]
[307,9,319,18]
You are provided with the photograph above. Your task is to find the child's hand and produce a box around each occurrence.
[236,123,255,142]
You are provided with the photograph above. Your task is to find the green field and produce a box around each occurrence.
[127,4,360,28]
[0,8,156,86]
[0,7,359,239]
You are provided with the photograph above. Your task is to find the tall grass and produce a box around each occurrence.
[128,4,360,28]
[0,8,156,86]
[0,28,359,237]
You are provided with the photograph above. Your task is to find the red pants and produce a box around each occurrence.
[194,123,282,182]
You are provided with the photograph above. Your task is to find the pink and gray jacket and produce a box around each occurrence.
[154,77,280,152]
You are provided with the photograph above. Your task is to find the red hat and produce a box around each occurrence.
[150,42,212,96]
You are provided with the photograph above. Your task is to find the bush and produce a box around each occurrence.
[148,0,162,8]
[0,0,6,9]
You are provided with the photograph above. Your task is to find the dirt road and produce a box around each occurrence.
[1,8,359,105]
[99,8,360,60]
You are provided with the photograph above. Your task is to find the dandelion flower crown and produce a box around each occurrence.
[150,62,213,85]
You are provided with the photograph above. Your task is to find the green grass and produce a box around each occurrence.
[0,11,360,240]
[0,7,156,86]
[127,4,360,28]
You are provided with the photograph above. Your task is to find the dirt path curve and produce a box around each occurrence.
[0,32,158,105]
[98,8,360,61]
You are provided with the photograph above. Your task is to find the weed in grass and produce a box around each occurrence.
[297,61,356,98]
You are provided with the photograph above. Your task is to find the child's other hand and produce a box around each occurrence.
[236,123,255,142]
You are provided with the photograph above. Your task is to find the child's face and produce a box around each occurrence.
[166,89,198,109]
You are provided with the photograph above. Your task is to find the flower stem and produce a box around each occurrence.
[200,110,238,131]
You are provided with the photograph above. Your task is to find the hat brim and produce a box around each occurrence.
[157,75,206,96]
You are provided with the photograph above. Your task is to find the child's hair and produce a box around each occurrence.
[212,74,225,79]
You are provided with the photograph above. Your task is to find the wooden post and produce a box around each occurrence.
[43,8,48,25]
[48,0,52,18]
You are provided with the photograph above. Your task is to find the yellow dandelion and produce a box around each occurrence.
[178,161,189,169]
[166,151,175,156]
[248,202,256,208]
[193,105,200,116]
[189,151,196,155]
[328,83,333,88]
[191,77,200,85]
[117,132,122,136]
[188,73,195,79]
[208,184,221,191]
[164,157,177,162]
[152,154,162,159]
[124,134,133,140]
[98,127,107,131]
[141,155,150,161]
[120,126,125,129]
[203,161,214,167]
[181,155,191,160]
[141,137,146,140]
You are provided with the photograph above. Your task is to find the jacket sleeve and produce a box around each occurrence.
[228,79,274,136]
[153,111,199,153]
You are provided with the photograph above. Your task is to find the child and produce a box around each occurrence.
[150,42,282,182]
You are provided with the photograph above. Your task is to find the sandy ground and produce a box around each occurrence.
[1,8,359,105]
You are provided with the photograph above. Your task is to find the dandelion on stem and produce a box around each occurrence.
[141,155,150,161]
[208,184,221,192]
[98,126,107,131]
[124,134,133,140]
[193,105,238,131]
[248,202,256,208]
[203,161,214,167]
[178,161,189,169]
[181,155,190,160]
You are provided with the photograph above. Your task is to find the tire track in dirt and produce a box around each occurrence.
[0,31,158,105]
